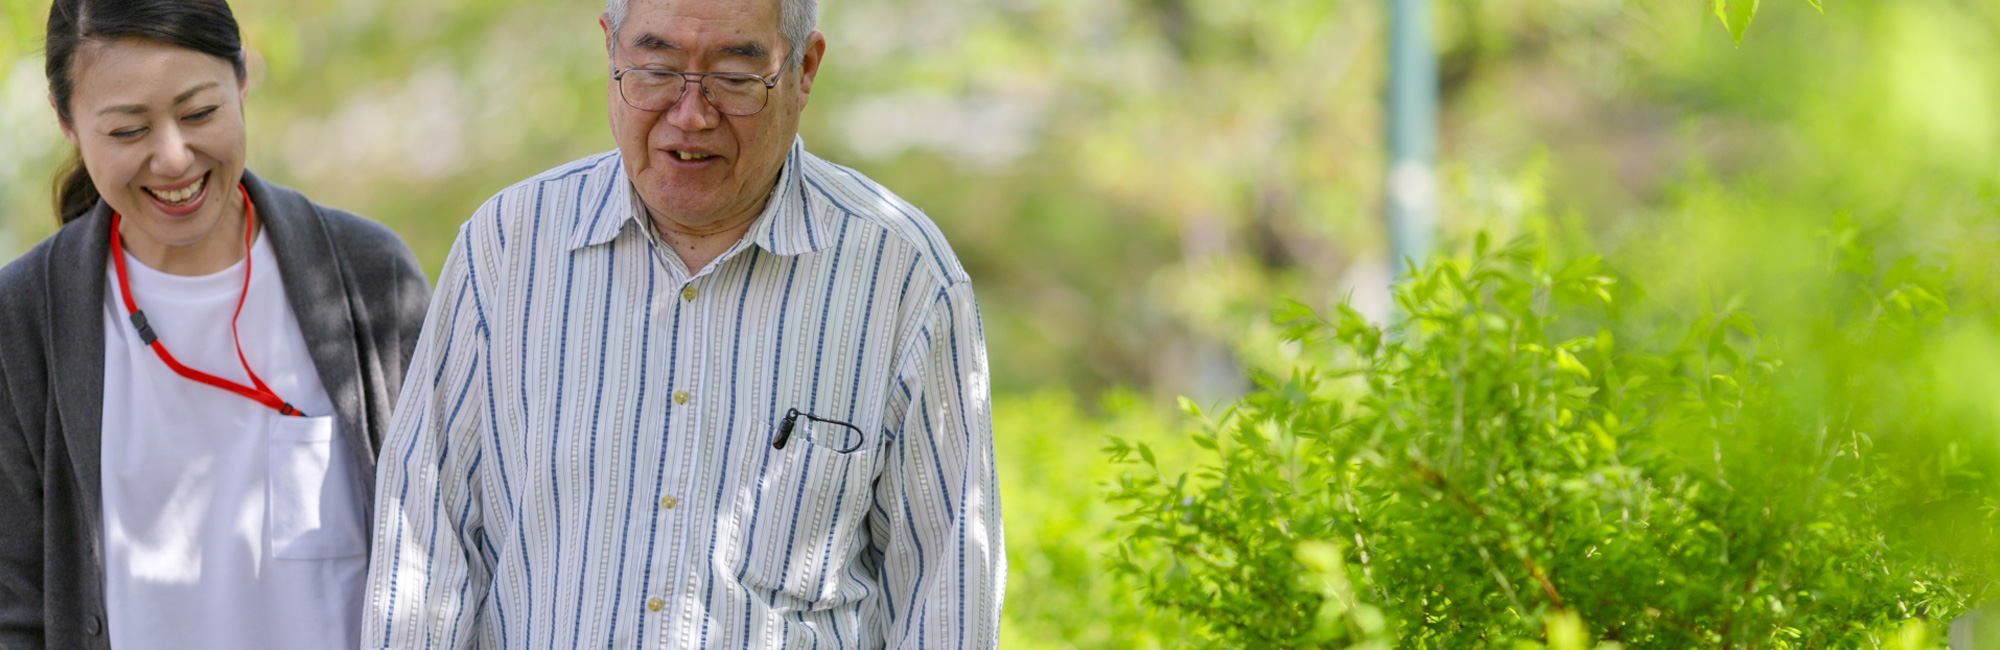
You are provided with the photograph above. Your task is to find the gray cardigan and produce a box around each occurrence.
[0,171,429,650]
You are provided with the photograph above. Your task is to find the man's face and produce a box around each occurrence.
[603,0,823,229]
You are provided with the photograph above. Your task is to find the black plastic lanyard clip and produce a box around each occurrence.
[129,310,158,346]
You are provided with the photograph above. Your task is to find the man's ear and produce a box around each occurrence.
[795,30,826,106]
[601,12,616,65]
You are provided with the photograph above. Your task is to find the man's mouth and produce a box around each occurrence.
[673,150,715,161]
[144,173,208,207]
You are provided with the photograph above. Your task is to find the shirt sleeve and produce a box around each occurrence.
[362,224,493,650]
[869,281,1005,649]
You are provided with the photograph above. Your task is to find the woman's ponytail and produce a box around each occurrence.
[53,150,98,224]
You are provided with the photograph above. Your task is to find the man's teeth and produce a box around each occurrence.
[150,176,206,204]
[676,151,712,161]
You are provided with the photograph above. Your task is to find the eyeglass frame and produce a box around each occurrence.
[611,65,784,117]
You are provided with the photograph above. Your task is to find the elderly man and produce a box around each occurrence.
[359,0,1003,646]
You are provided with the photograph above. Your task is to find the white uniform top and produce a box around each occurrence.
[99,231,368,650]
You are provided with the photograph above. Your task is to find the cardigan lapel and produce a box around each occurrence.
[48,202,112,542]
[243,171,369,458]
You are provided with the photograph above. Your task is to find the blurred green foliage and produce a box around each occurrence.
[4,0,1999,646]
[993,390,1189,648]
[1109,232,1992,647]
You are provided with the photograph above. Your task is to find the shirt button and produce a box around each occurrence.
[84,614,103,636]
[681,285,697,301]
[660,495,678,509]
[674,390,689,405]
[647,598,665,612]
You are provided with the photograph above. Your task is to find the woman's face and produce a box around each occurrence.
[60,37,248,274]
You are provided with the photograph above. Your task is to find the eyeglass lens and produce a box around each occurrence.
[621,70,769,116]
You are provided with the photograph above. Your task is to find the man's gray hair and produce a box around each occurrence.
[605,0,818,70]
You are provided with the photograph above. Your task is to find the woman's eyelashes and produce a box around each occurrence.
[103,106,220,140]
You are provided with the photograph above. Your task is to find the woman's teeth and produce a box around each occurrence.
[148,176,205,205]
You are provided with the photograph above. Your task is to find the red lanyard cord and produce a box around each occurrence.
[109,186,302,417]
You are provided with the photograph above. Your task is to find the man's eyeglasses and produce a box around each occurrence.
[613,66,781,117]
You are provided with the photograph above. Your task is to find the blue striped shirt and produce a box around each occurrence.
[363,139,1003,649]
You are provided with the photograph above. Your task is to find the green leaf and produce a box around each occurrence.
[1555,255,1602,282]
[1177,395,1202,417]
[1546,610,1591,650]
[1273,298,1317,324]
[1723,312,1758,339]
[1714,0,1758,45]
[1556,348,1592,379]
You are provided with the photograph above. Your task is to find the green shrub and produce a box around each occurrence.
[1107,234,1991,649]
[997,390,1192,649]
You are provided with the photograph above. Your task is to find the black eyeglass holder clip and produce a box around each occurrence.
[772,408,865,454]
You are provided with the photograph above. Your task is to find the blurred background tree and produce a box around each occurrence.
[3,0,1996,647]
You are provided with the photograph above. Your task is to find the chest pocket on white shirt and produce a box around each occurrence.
[267,415,368,559]
[730,418,883,606]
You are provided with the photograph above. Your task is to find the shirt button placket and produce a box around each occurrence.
[660,274,700,642]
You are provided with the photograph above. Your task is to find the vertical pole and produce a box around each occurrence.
[1386,0,1437,288]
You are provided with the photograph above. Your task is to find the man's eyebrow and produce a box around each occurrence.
[720,42,768,59]
[97,81,220,116]
[631,33,678,51]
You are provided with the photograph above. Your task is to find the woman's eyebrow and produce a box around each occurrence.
[173,81,220,104]
[96,81,221,116]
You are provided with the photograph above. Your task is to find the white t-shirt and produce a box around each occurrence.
[100,231,368,650]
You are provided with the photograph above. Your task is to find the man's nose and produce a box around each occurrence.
[665,79,721,131]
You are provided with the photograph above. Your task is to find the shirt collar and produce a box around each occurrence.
[569,137,829,258]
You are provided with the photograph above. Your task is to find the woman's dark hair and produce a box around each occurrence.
[46,0,247,224]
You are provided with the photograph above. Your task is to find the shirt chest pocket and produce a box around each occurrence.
[728,417,883,605]
[267,415,369,559]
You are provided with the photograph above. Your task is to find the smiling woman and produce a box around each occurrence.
[0,1,430,648]
[57,37,249,275]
